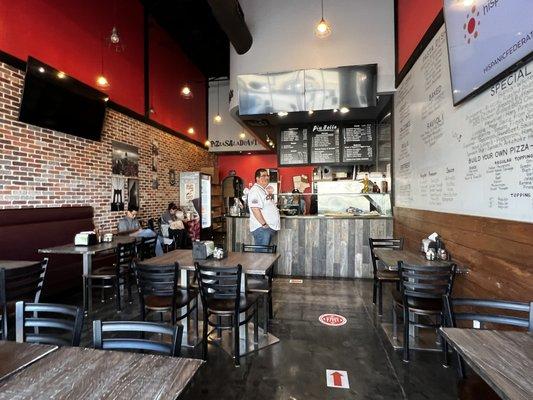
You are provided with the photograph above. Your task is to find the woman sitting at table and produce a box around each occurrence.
[160,202,188,249]
[117,205,163,256]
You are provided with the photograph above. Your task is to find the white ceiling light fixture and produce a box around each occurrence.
[340,107,350,114]
[277,111,288,117]
[315,0,332,38]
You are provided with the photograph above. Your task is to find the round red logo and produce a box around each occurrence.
[318,314,347,327]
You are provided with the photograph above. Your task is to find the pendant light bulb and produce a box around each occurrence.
[214,114,222,124]
[96,75,109,88]
[315,0,332,38]
[181,85,193,99]
[187,127,195,135]
[213,82,222,124]
[110,26,120,44]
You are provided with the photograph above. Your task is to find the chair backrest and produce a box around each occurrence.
[15,301,84,346]
[369,238,403,275]
[135,261,178,298]
[93,320,183,356]
[443,295,533,331]
[139,236,157,260]
[241,244,277,254]
[116,242,136,271]
[195,263,242,312]
[398,262,456,300]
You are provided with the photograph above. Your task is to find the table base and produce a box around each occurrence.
[381,323,442,352]
[208,326,280,358]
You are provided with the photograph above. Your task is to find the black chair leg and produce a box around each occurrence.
[372,280,377,304]
[268,294,273,319]
[392,302,398,339]
[234,314,240,367]
[202,314,209,361]
[115,278,121,312]
[403,306,410,362]
[378,281,383,315]
[442,332,449,367]
[254,306,259,345]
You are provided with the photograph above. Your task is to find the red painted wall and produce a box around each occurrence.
[396,0,442,73]
[0,0,206,144]
[218,154,314,193]
[149,20,206,143]
[0,0,144,114]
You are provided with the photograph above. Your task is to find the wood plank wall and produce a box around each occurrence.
[394,207,533,302]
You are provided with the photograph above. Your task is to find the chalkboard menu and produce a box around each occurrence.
[310,124,340,164]
[279,127,308,165]
[342,123,375,163]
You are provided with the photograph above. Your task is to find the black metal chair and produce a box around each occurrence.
[0,259,48,340]
[195,263,260,366]
[139,236,158,260]
[15,301,83,346]
[392,261,456,362]
[93,320,183,356]
[443,295,532,400]
[242,244,277,332]
[134,261,198,336]
[84,242,136,312]
[369,238,403,315]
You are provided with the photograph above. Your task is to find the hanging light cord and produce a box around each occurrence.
[321,0,324,19]
[217,82,220,116]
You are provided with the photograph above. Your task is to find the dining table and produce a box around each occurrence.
[440,328,533,400]
[0,344,203,400]
[0,260,40,271]
[0,341,57,382]
[38,236,138,313]
[141,249,281,357]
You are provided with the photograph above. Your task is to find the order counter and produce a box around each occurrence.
[226,214,393,279]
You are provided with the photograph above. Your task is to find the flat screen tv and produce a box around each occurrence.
[444,0,533,105]
[19,57,108,140]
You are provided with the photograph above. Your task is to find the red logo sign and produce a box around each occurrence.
[462,3,481,44]
[318,314,347,327]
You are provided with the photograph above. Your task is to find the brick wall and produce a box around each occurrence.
[0,61,216,231]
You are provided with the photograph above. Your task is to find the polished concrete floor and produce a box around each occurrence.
[72,278,459,400]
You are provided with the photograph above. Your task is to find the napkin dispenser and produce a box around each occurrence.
[192,240,215,260]
[74,231,97,246]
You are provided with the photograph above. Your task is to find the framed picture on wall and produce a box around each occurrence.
[112,141,139,177]
[127,178,140,210]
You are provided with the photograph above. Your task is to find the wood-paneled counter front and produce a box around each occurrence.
[226,215,393,279]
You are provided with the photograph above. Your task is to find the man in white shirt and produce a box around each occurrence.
[248,168,280,246]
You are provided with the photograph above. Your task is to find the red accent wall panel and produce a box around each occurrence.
[218,154,314,193]
[396,0,442,72]
[0,0,145,114]
[149,20,206,143]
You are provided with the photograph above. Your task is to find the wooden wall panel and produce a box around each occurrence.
[394,207,533,302]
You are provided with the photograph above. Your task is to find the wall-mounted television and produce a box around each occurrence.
[19,57,108,140]
[444,0,533,105]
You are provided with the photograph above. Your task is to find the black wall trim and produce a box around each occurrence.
[395,6,444,88]
[143,9,150,119]
[0,46,206,149]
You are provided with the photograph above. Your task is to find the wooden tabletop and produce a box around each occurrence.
[373,249,453,269]
[0,260,39,271]
[38,236,137,256]
[0,341,57,382]
[440,328,533,400]
[0,346,203,400]
[141,250,280,275]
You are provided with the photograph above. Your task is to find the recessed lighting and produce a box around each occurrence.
[204,140,210,147]
[277,111,288,117]
[340,107,349,114]
[103,97,109,102]
[57,71,66,79]
[333,108,338,113]
[308,110,314,115]
[187,127,195,134]
[247,152,251,155]
[38,67,45,73]
[239,132,246,139]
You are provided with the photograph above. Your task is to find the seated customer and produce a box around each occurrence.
[117,205,163,256]
[160,202,187,248]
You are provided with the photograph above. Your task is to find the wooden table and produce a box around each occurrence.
[38,236,137,313]
[440,328,533,400]
[0,341,57,382]
[0,346,203,400]
[373,249,453,270]
[0,260,38,271]
[143,250,281,356]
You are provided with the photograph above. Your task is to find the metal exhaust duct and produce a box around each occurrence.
[207,0,252,55]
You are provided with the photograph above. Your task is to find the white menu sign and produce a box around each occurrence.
[394,25,533,222]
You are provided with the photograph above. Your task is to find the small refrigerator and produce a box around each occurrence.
[179,172,211,240]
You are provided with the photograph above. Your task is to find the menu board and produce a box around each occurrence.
[279,127,308,165]
[310,124,340,164]
[343,123,374,163]
[394,25,533,223]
